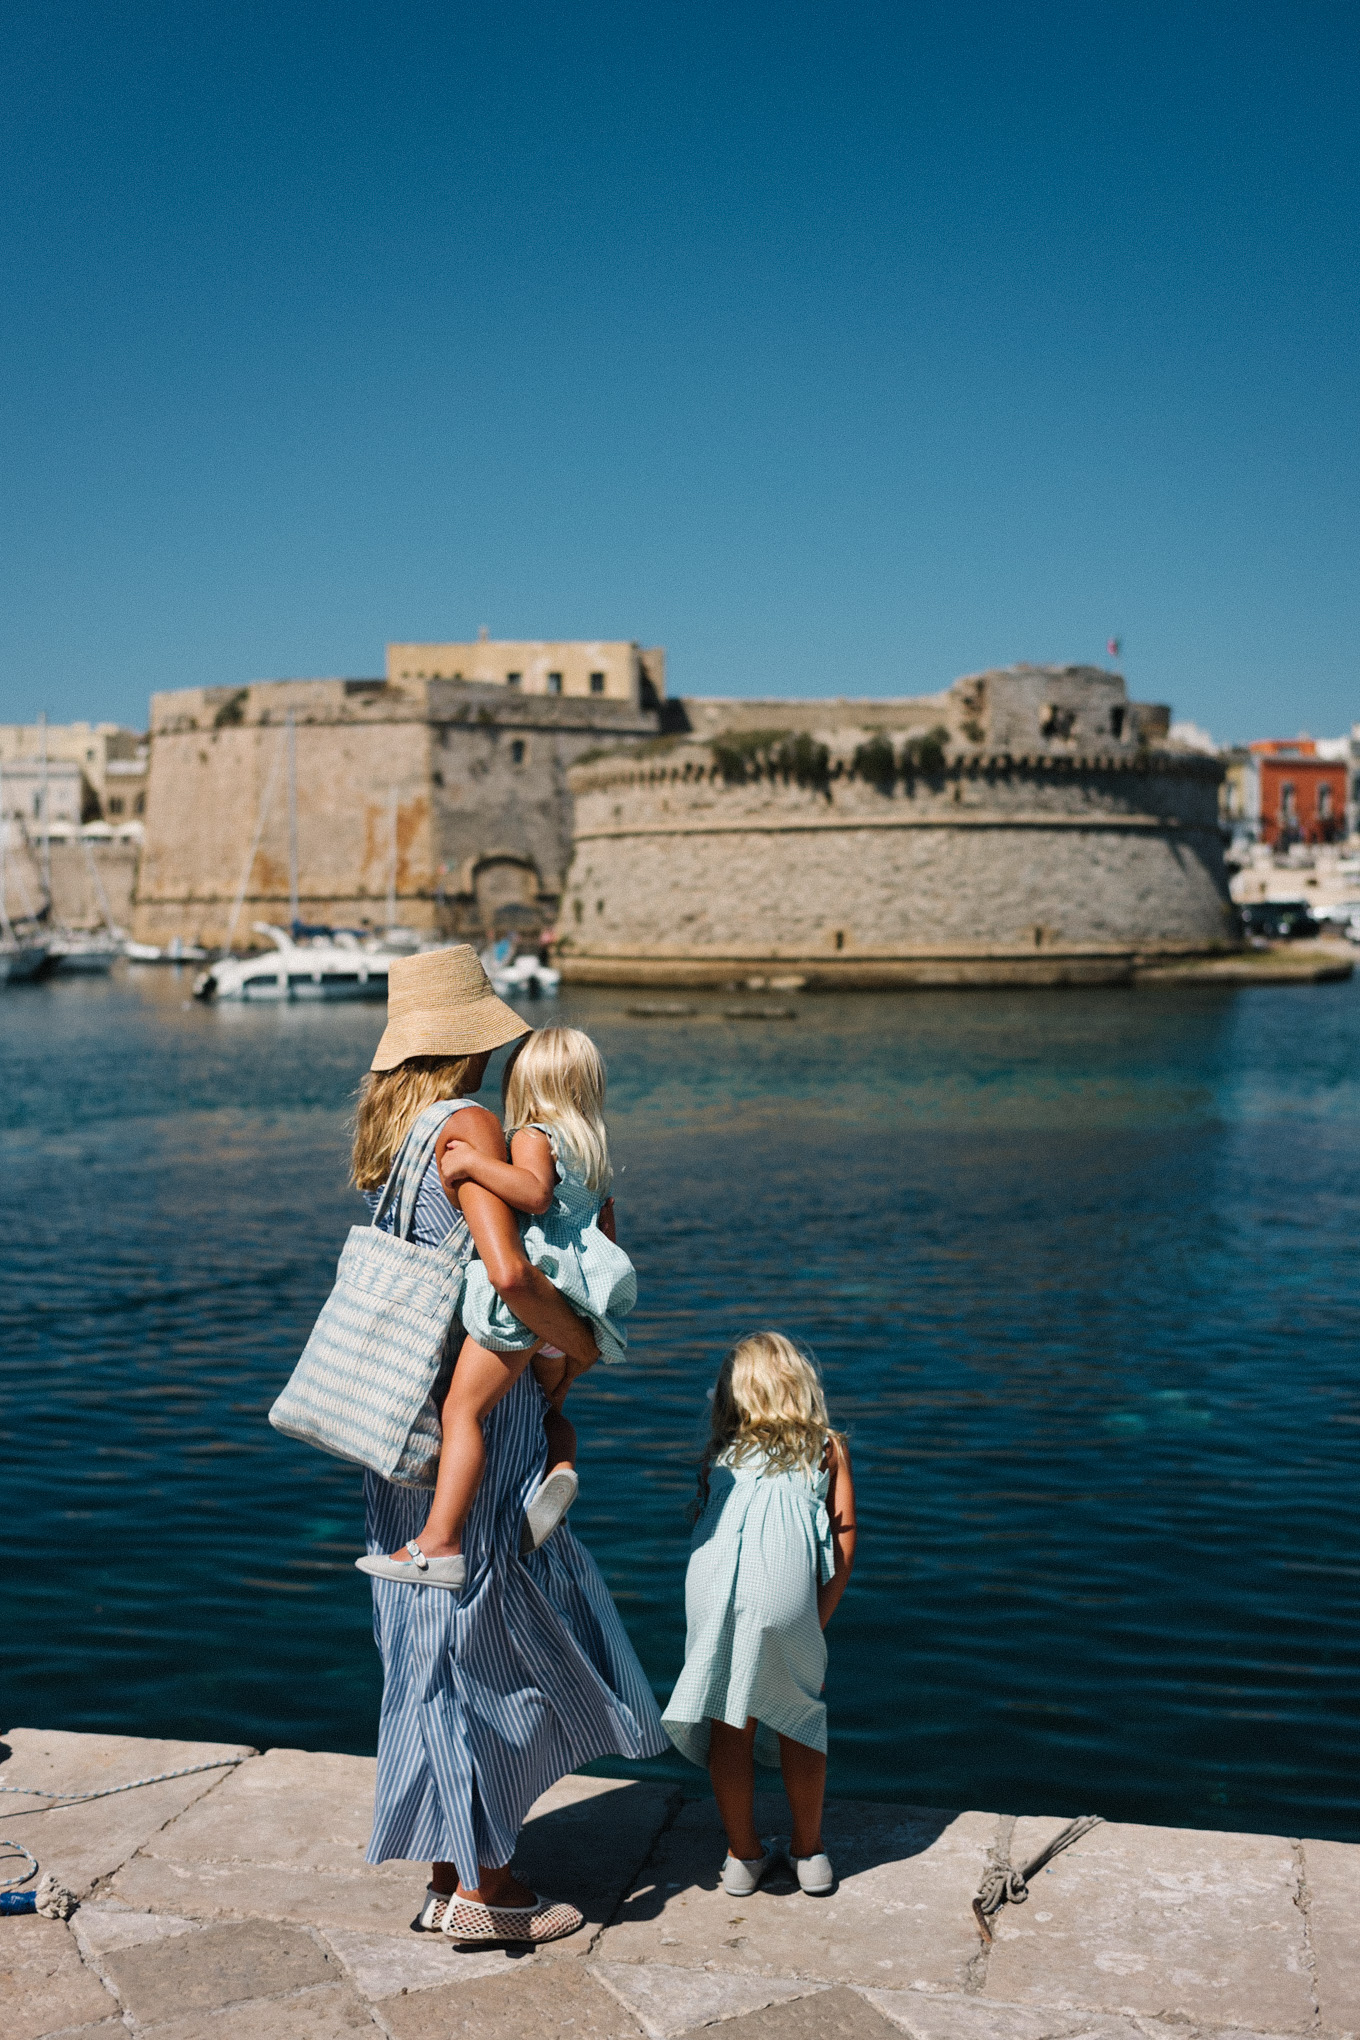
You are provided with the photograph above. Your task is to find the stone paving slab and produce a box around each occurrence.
[0,1912,120,2040]
[591,1959,832,2036]
[861,1988,1149,2038]
[983,1814,1315,2033]
[138,1980,380,2037]
[0,1727,254,1900]
[1302,1835,1360,2035]
[595,1793,995,1991]
[375,1960,645,2038]
[95,1917,338,2022]
[677,1981,900,2036]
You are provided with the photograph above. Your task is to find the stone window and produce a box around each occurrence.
[135,794,145,814]
[1318,784,1334,820]
[108,796,124,816]
[506,672,522,687]
[1041,703,1077,740]
[590,671,605,695]
[510,740,525,765]
[1280,782,1297,822]
[547,672,563,695]
[1110,707,1125,738]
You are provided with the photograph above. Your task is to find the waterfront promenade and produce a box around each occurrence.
[3,1729,1355,2039]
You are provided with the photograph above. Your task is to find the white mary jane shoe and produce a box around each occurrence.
[356,1540,466,1590]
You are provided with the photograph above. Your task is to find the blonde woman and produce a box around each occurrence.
[350,948,667,1948]
[359,1025,635,1585]
[662,1333,857,1898]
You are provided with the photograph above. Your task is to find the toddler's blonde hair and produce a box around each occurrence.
[503,1026,612,1193]
[702,1331,841,1487]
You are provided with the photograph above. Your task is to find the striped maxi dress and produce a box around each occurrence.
[362,1116,667,1883]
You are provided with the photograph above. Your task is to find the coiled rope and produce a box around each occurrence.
[0,1757,244,1916]
[972,1813,1103,1942]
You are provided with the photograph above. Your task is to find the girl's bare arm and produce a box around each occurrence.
[438,1125,556,1216]
[434,1109,598,1366]
[816,1437,857,1630]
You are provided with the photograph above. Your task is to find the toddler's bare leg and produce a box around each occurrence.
[707,1717,761,1862]
[543,1405,577,1473]
[776,1734,826,1861]
[391,1336,533,1560]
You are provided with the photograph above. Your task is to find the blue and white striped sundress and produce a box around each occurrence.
[362,1103,667,1883]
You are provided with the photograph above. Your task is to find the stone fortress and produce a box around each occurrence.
[557,664,1234,987]
[130,642,662,949]
[123,642,1233,980]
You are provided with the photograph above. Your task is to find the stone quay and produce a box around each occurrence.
[2,1727,1355,2039]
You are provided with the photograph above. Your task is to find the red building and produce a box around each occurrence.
[1251,739,1347,847]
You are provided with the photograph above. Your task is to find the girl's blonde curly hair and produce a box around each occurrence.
[700,1332,842,1497]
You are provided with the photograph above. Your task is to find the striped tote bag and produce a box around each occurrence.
[269,1099,475,1486]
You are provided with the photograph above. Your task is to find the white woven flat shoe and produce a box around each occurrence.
[356,1541,466,1590]
[415,1888,584,1945]
[519,1468,580,1553]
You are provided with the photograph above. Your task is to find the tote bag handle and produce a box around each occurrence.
[371,1097,478,1242]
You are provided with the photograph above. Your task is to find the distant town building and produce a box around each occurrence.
[385,638,665,708]
[0,721,148,823]
[1250,739,1348,848]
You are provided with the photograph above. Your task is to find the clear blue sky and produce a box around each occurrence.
[2,2,1356,743]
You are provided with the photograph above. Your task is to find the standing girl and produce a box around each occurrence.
[662,1332,856,1897]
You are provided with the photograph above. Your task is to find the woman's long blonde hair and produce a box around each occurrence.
[701,1332,842,1490]
[503,1027,612,1192]
[351,1054,481,1190]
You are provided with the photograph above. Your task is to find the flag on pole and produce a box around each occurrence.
[1107,636,1122,658]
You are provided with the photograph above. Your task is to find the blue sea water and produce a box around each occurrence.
[2,967,1358,1841]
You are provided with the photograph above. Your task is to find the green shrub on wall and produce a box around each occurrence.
[852,733,897,793]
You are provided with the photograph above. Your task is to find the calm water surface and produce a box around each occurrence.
[3,969,1358,1840]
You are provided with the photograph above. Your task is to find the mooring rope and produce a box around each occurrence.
[972,1813,1103,1942]
[0,1757,245,1916]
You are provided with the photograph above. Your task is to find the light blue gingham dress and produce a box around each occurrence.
[662,1443,836,1770]
[362,1102,666,1882]
[461,1121,636,1365]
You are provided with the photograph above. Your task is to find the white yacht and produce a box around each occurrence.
[194,925,394,1002]
[481,936,561,1000]
[124,936,209,965]
[48,929,122,974]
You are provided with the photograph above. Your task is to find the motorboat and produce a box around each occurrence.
[48,929,122,974]
[124,936,210,965]
[194,924,393,1002]
[481,936,561,1000]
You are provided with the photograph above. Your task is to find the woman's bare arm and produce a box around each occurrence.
[816,1437,857,1630]
[439,1127,556,1216]
[435,1108,599,1366]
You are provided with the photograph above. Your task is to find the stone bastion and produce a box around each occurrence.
[556,665,1235,988]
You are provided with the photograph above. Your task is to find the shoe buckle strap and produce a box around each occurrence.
[406,1541,429,1570]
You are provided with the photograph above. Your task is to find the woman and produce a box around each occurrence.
[353,945,668,1945]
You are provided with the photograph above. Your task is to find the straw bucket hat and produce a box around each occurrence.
[370,946,531,1071]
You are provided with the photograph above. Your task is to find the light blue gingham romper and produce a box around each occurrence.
[460,1121,636,1365]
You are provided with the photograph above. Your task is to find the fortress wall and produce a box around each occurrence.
[132,676,658,949]
[558,738,1234,987]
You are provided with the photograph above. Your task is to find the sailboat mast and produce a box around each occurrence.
[386,784,398,930]
[0,755,12,943]
[287,709,299,932]
[39,710,52,909]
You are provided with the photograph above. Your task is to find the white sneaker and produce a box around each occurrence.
[791,1850,835,1895]
[721,1837,782,1897]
